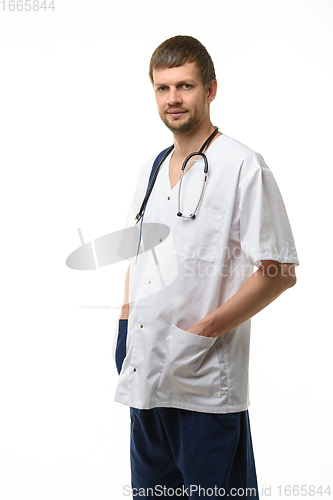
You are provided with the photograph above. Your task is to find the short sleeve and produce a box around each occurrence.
[239,154,299,267]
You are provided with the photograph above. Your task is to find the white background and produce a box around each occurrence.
[0,0,332,498]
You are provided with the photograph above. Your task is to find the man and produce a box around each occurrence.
[113,36,299,499]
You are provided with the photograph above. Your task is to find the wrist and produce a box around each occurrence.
[119,304,129,320]
[187,315,220,338]
[203,315,220,338]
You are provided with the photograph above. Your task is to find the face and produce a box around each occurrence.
[152,61,215,135]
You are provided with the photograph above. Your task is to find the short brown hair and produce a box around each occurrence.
[149,35,216,88]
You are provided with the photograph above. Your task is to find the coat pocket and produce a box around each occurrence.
[172,206,225,262]
[157,325,221,398]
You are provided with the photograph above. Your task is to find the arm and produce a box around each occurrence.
[186,260,297,338]
[119,264,130,320]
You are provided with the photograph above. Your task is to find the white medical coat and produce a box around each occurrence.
[114,134,299,413]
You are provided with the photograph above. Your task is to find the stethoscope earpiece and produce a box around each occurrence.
[177,212,196,219]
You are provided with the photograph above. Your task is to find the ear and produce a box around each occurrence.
[207,79,217,104]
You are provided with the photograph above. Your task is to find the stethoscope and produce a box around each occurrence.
[135,126,219,224]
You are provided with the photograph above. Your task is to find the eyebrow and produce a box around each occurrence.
[154,79,197,88]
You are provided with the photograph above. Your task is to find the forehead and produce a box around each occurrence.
[152,61,202,86]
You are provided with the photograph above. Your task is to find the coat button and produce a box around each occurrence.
[140,324,143,328]
[167,196,170,200]
[133,368,137,372]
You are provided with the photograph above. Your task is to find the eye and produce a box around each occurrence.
[182,84,192,89]
[157,86,167,92]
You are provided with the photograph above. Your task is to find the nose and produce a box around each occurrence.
[167,87,183,106]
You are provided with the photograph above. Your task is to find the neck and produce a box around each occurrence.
[172,120,216,159]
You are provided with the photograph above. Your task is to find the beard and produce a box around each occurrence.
[160,112,201,135]
[159,102,206,135]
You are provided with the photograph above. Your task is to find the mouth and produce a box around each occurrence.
[167,109,188,118]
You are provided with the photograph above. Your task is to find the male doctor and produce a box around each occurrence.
[114,36,299,499]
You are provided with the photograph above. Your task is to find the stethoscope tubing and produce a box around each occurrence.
[135,126,219,223]
[177,151,209,219]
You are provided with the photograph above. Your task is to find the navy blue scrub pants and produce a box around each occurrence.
[130,407,259,499]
